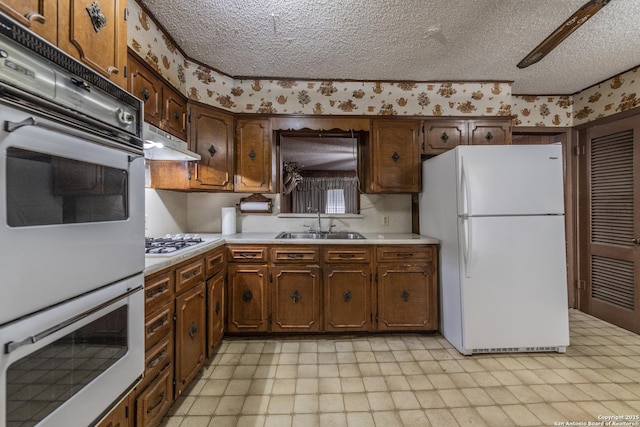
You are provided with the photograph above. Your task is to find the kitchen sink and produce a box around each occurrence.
[276,231,366,240]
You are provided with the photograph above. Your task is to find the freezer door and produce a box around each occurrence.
[458,215,569,353]
[456,145,565,216]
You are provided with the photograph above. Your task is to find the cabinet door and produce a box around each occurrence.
[227,264,269,333]
[376,263,437,331]
[135,364,173,427]
[423,120,468,155]
[188,104,234,191]
[207,272,225,358]
[469,119,512,146]
[369,120,421,192]
[0,1,57,44]
[162,85,188,141]
[235,118,273,193]
[175,282,206,397]
[324,264,371,332]
[271,266,321,332]
[127,54,162,126]
[57,0,127,87]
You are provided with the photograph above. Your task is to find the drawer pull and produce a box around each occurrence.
[147,317,166,333]
[286,253,304,259]
[343,290,352,302]
[291,290,301,303]
[441,132,449,142]
[182,267,200,280]
[485,132,494,141]
[338,253,356,259]
[147,349,167,369]
[147,392,165,414]
[242,290,253,302]
[25,12,46,24]
[396,253,413,258]
[239,252,258,259]
[401,290,410,302]
[146,284,167,298]
[209,256,222,266]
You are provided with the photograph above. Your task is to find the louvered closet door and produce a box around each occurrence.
[583,116,640,333]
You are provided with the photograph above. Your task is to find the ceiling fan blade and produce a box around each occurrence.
[517,0,612,69]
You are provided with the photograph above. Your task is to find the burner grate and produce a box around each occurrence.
[145,235,204,255]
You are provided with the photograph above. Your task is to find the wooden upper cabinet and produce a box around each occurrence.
[57,0,127,88]
[162,85,188,141]
[235,118,273,193]
[127,53,162,126]
[188,104,234,191]
[0,1,57,44]
[423,119,468,155]
[469,119,512,146]
[367,119,421,193]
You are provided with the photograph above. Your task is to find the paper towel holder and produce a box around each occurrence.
[237,193,273,213]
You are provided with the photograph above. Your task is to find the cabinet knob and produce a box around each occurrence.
[208,144,217,157]
[249,149,256,160]
[441,132,449,142]
[215,301,221,315]
[141,87,150,101]
[291,290,301,303]
[392,152,400,162]
[401,290,410,302]
[485,132,494,141]
[242,290,253,302]
[632,237,640,244]
[188,322,198,339]
[343,290,352,302]
[173,111,179,122]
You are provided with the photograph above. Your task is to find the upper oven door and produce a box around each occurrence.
[0,103,144,325]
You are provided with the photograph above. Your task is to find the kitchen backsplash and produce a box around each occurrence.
[145,189,412,236]
[130,1,640,128]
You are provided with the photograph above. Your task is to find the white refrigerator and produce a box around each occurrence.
[419,144,569,355]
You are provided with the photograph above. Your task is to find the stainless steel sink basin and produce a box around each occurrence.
[276,231,366,240]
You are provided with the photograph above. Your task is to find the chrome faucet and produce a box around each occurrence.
[307,206,322,232]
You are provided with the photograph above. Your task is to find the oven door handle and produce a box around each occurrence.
[4,117,143,158]
[4,285,143,354]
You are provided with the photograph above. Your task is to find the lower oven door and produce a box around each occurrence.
[0,103,144,325]
[0,274,144,427]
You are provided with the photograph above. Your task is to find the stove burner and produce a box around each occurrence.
[145,234,204,255]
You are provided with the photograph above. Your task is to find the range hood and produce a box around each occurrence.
[143,122,201,161]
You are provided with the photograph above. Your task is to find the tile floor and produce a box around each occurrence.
[161,309,640,426]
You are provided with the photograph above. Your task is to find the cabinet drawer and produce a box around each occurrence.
[145,305,172,351]
[324,247,371,263]
[376,245,434,262]
[135,364,174,427]
[175,259,205,294]
[227,246,268,262]
[144,271,173,315]
[271,246,319,263]
[139,332,173,393]
[205,247,226,277]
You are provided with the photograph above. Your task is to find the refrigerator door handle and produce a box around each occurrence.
[460,157,472,216]
[462,216,473,278]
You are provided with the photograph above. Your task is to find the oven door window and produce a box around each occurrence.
[5,306,128,426]
[6,147,128,227]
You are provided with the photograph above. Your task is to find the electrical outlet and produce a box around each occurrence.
[382,215,389,226]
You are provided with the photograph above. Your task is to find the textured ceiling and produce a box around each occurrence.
[140,0,640,94]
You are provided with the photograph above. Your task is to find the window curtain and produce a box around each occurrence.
[292,176,358,213]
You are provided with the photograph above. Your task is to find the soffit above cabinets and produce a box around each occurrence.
[140,0,640,94]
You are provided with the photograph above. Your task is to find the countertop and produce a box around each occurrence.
[144,232,439,276]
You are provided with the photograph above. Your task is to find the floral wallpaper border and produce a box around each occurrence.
[129,1,640,128]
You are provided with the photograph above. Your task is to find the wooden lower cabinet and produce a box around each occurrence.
[135,364,174,427]
[376,246,438,331]
[175,282,206,397]
[271,266,321,332]
[324,264,372,331]
[227,263,269,333]
[207,271,225,357]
